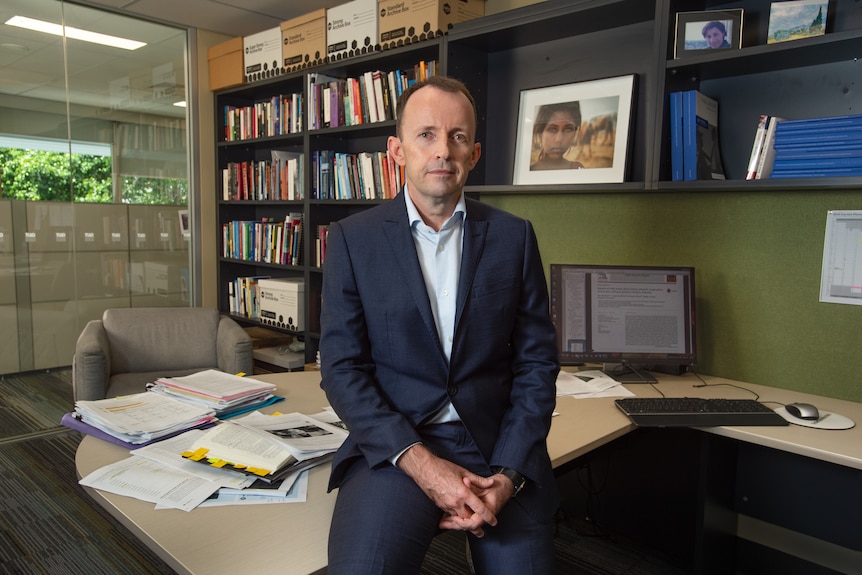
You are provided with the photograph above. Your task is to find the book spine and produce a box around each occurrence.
[774,113,862,131]
[769,167,862,178]
[774,156,862,169]
[745,114,770,180]
[682,90,697,181]
[755,116,783,179]
[669,91,683,181]
[774,132,862,145]
[771,146,862,159]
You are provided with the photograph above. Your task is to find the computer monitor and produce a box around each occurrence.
[549,264,697,383]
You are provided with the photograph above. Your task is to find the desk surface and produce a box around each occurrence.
[76,370,862,575]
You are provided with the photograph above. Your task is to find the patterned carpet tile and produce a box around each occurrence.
[0,369,74,439]
[0,432,174,575]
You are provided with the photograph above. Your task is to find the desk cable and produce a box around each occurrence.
[689,370,787,408]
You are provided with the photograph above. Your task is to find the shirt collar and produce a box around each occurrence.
[403,187,467,230]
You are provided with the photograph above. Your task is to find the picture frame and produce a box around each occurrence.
[768,0,829,44]
[178,209,190,236]
[512,74,636,186]
[674,9,743,58]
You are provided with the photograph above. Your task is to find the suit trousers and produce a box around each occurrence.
[326,422,556,575]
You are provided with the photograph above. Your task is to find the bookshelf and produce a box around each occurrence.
[213,0,862,365]
[659,0,862,189]
[215,41,442,364]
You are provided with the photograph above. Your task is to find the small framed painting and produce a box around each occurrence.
[674,9,743,58]
[512,74,636,186]
[768,0,829,44]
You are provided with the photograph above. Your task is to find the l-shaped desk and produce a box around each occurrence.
[76,370,862,575]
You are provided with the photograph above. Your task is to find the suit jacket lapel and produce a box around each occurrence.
[456,203,488,332]
[382,195,443,355]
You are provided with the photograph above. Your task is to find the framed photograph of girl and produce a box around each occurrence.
[674,9,743,58]
[512,74,636,185]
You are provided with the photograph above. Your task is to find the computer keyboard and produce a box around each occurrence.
[614,397,789,427]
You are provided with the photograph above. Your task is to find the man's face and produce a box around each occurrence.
[388,86,481,204]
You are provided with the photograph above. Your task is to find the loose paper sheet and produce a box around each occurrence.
[820,210,862,306]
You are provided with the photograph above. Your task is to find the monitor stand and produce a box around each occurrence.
[602,363,658,384]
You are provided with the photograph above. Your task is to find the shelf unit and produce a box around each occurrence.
[214,0,862,365]
[215,41,442,364]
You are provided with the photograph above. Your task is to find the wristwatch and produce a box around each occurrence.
[492,466,526,497]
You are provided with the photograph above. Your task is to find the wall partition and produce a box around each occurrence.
[0,0,192,373]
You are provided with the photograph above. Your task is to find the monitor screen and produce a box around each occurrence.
[549,264,697,382]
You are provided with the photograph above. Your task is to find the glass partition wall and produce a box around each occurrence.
[0,0,192,373]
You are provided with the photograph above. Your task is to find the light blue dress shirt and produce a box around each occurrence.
[390,188,465,464]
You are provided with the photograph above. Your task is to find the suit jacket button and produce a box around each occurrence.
[447,385,458,396]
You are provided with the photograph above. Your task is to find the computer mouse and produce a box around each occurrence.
[785,402,820,421]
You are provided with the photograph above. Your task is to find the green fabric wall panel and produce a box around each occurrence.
[485,190,862,402]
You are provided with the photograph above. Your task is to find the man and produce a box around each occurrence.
[320,75,560,574]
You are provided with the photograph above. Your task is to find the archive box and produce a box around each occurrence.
[207,36,243,91]
[327,0,379,61]
[244,27,282,83]
[377,0,485,50]
[281,8,327,73]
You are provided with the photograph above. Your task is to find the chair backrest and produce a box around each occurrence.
[102,307,220,374]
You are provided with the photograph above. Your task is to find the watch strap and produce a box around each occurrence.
[492,466,526,497]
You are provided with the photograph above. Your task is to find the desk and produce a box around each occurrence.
[76,371,862,575]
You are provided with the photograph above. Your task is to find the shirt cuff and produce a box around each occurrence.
[390,442,422,466]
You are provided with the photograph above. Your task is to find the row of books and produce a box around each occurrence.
[223,92,303,142]
[222,212,303,266]
[306,60,437,130]
[227,274,270,319]
[669,89,726,181]
[221,150,304,201]
[312,149,404,200]
[747,113,862,179]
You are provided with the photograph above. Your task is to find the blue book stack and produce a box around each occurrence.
[770,114,862,178]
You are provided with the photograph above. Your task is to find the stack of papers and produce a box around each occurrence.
[182,410,348,483]
[79,409,348,511]
[555,370,634,399]
[147,369,281,417]
[70,392,218,445]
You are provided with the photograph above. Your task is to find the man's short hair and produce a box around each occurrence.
[395,76,477,138]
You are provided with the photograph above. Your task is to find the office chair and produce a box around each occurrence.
[72,307,253,401]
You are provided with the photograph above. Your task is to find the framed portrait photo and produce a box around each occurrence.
[674,9,743,58]
[512,74,636,186]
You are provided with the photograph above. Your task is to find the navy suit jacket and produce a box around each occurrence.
[320,193,560,519]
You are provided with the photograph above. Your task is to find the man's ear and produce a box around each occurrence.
[387,135,406,166]
[470,142,482,170]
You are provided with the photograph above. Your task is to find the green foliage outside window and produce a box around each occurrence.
[0,148,187,205]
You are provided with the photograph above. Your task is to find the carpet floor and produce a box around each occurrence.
[0,368,688,574]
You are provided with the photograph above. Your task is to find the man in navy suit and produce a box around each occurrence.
[320,75,560,574]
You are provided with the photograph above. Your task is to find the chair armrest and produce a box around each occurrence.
[216,316,253,375]
[72,320,112,401]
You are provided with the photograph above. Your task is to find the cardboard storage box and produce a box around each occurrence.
[258,277,305,331]
[377,0,485,50]
[281,8,327,73]
[327,0,379,61]
[244,27,283,83]
[252,346,305,374]
[208,36,244,91]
